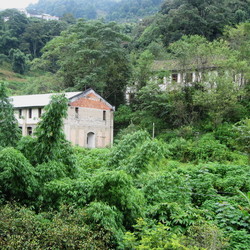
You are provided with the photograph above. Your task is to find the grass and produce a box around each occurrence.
[0,68,26,82]
[0,63,61,95]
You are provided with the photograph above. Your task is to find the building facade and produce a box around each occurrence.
[125,59,247,103]
[11,89,114,148]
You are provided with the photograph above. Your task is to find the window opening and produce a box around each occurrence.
[38,108,42,118]
[172,73,178,82]
[19,109,22,119]
[103,110,106,121]
[27,127,32,136]
[186,72,193,83]
[29,108,32,118]
[87,132,95,148]
[75,107,79,118]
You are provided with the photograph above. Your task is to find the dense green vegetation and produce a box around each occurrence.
[0,114,249,248]
[0,0,250,248]
[33,20,131,106]
[132,0,250,48]
[27,0,164,22]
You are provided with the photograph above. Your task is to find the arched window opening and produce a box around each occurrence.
[87,132,95,148]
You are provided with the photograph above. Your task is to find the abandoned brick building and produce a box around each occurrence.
[11,89,114,148]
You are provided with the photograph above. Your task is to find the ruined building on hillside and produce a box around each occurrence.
[125,59,247,103]
[11,89,114,148]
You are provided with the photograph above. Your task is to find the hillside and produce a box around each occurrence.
[27,0,164,22]
[0,0,250,248]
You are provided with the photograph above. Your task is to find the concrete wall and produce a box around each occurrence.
[64,106,114,148]
[14,106,114,148]
[15,107,43,136]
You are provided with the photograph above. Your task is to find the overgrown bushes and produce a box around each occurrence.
[0,130,249,248]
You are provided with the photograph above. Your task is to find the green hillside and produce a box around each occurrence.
[27,0,164,22]
[0,1,250,248]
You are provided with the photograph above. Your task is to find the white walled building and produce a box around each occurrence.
[125,59,247,103]
[11,89,114,148]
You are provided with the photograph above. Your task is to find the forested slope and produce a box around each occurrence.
[0,0,250,248]
[27,0,164,21]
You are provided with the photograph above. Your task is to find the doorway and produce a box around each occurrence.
[87,132,95,148]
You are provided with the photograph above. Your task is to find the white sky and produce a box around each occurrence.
[0,0,39,10]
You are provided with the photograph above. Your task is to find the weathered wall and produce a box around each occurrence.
[64,106,114,148]
[14,106,114,148]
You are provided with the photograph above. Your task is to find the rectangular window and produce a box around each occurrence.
[38,108,42,118]
[19,109,22,119]
[129,93,135,103]
[186,72,193,83]
[75,107,79,118]
[103,110,106,121]
[29,108,32,119]
[27,127,32,136]
[172,73,178,82]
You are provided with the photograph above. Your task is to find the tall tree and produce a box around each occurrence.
[133,50,154,89]
[34,94,69,164]
[20,19,68,58]
[36,20,132,106]
[0,83,21,147]
[133,0,250,48]
[9,48,29,74]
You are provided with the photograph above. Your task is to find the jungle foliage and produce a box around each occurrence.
[33,19,131,106]
[27,0,164,22]
[0,9,68,73]
[0,1,250,249]
[0,125,249,248]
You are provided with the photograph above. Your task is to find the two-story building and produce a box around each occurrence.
[11,89,114,148]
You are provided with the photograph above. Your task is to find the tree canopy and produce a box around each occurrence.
[27,0,164,22]
[0,83,20,147]
[36,19,132,106]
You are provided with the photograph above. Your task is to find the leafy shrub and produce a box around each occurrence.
[176,163,250,207]
[119,138,168,176]
[142,171,191,205]
[214,165,250,194]
[157,129,179,142]
[108,130,150,167]
[147,203,203,232]
[74,146,110,172]
[36,161,68,183]
[122,218,193,250]
[18,136,77,175]
[42,177,91,209]
[84,201,124,244]
[0,147,38,203]
[215,202,250,233]
[167,138,193,162]
[0,53,10,65]
[89,170,145,229]
[168,134,234,163]
[227,230,250,250]
[114,104,133,133]
[0,82,21,147]
[177,126,200,140]
[17,136,38,165]
[212,122,236,149]
[186,223,228,249]
[188,167,218,206]
[193,134,232,162]
[110,130,169,176]
[234,118,250,160]
[0,204,114,249]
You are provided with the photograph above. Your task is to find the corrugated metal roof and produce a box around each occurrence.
[10,92,82,108]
